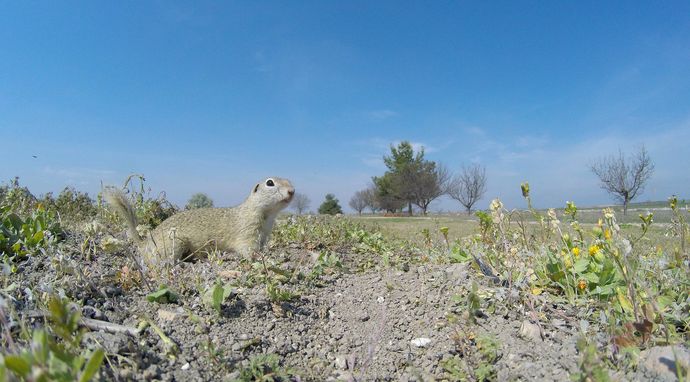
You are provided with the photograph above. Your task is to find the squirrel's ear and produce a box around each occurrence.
[253,183,260,193]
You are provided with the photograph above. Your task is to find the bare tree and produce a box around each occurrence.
[290,192,311,215]
[590,146,654,215]
[405,162,452,215]
[362,185,380,213]
[349,190,368,215]
[448,164,487,214]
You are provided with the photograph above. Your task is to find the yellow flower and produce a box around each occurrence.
[588,245,600,256]
[604,229,611,240]
[578,279,587,290]
[572,247,580,257]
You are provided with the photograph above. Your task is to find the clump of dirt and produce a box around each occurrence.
[3,230,687,381]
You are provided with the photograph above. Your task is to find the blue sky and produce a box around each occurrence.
[2,1,689,212]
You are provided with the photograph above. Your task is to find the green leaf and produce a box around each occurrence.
[212,283,224,312]
[268,266,291,281]
[32,230,44,244]
[4,355,31,377]
[31,329,49,364]
[223,285,235,300]
[79,348,105,382]
[656,295,674,310]
[7,214,23,231]
[594,284,615,297]
[616,288,633,313]
[581,273,599,284]
[146,287,178,304]
[573,258,589,273]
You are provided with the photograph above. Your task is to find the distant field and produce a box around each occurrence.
[349,209,683,250]
[351,215,478,243]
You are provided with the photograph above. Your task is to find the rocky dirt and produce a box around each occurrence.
[4,230,688,381]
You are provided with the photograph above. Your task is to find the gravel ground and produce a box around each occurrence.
[4,232,687,381]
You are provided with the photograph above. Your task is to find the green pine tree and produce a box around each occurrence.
[318,194,343,215]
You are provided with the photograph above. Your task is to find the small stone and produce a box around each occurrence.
[519,320,542,341]
[105,286,122,296]
[639,345,690,381]
[219,270,242,280]
[377,296,385,303]
[360,312,370,322]
[181,362,190,370]
[157,308,186,321]
[411,338,432,348]
[83,332,130,354]
[334,355,348,370]
[142,365,160,380]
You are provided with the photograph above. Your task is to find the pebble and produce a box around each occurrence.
[335,355,348,370]
[181,362,190,370]
[639,345,690,381]
[410,338,432,348]
[157,307,186,321]
[519,320,542,341]
[142,365,160,380]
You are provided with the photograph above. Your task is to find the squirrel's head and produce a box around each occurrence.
[249,177,295,213]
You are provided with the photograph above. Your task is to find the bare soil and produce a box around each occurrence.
[4,230,686,381]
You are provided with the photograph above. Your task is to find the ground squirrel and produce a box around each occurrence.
[104,177,295,262]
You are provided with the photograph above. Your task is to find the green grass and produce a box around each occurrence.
[351,215,477,244]
[350,213,682,248]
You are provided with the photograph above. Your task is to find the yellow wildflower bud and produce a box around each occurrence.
[588,245,599,256]
[564,256,572,269]
[572,247,580,257]
[578,279,587,290]
[604,229,611,240]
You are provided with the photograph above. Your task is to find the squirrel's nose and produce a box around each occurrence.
[288,189,295,196]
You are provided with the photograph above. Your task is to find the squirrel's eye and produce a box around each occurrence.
[266,179,275,187]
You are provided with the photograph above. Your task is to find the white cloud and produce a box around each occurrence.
[464,126,486,136]
[366,109,398,120]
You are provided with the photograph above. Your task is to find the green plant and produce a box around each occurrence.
[309,251,342,280]
[234,353,295,382]
[146,286,179,304]
[0,204,61,261]
[0,177,38,218]
[0,296,105,381]
[265,282,298,304]
[570,337,610,382]
[41,187,98,227]
[667,195,689,267]
[100,174,178,230]
[449,243,471,263]
[440,355,469,381]
[203,279,235,314]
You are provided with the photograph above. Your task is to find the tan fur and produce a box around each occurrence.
[103,177,294,262]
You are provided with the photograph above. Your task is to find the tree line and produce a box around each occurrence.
[347,141,486,215]
[296,142,654,216]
